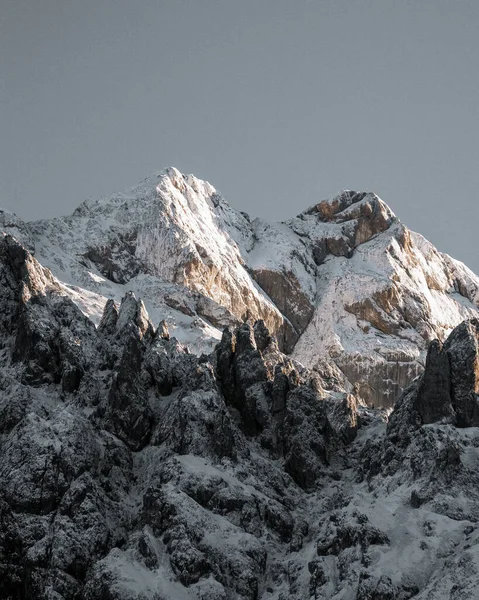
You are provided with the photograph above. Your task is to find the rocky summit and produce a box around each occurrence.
[1,170,479,599]
[2,168,478,408]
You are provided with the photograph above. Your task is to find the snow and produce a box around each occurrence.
[2,167,479,407]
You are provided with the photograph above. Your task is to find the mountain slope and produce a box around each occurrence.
[1,233,479,599]
[2,168,478,407]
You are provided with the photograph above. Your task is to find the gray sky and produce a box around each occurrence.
[1,0,478,271]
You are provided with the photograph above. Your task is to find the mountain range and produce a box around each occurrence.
[2,167,478,407]
[1,168,479,599]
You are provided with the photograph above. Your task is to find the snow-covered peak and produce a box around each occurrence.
[2,168,478,407]
[0,208,36,252]
[301,189,396,223]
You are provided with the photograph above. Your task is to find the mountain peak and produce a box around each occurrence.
[156,166,217,202]
[303,189,396,224]
[12,167,479,410]
[3,166,479,599]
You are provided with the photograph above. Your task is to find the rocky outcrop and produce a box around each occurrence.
[3,174,479,598]
[12,169,476,409]
[443,318,479,426]
[386,318,479,433]
[105,330,153,451]
[415,339,455,424]
[214,321,359,487]
[251,268,314,351]
[303,191,395,260]
[0,238,366,599]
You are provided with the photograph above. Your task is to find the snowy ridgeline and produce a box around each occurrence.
[2,167,479,410]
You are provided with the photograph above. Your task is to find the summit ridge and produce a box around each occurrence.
[1,169,479,598]
[2,167,475,407]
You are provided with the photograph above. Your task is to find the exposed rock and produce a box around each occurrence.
[282,386,330,489]
[105,330,153,451]
[251,268,314,350]
[143,338,174,396]
[253,319,271,352]
[356,575,418,600]
[415,339,455,424]
[443,318,479,426]
[156,319,170,341]
[98,298,118,336]
[316,519,389,556]
[3,175,479,599]
[116,291,155,341]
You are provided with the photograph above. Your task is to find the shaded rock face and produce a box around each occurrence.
[251,269,314,352]
[15,169,479,411]
[415,340,454,424]
[105,331,153,451]
[388,319,479,431]
[0,235,54,337]
[83,230,145,284]
[3,237,479,598]
[0,236,365,600]
[214,322,358,487]
[443,318,479,426]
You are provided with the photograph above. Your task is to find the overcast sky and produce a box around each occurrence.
[1,1,478,271]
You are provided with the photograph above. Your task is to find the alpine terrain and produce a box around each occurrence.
[1,167,479,599]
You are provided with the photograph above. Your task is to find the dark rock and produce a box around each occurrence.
[271,365,290,420]
[0,410,100,514]
[137,532,159,569]
[410,489,423,508]
[0,499,25,599]
[317,521,389,557]
[282,386,330,489]
[215,327,236,403]
[312,239,328,265]
[143,339,174,396]
[153,389,238,459]
[253,319,271,352]
[169,537,211,585]
[356,575,419,600]
[216,323,269,435]
[156,319,170,341]
[444,319,479,427]
[308,559,327,597]
[415,339,454,424]
[105,331,153,451]
[251,268,313,349]
[98,298,119,336]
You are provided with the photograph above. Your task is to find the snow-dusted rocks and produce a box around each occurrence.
[2,231,479,598]
[3,168,478,407]
[26,167,295,354]
[386,317,479,437]
[290,200,479,408]
[0,236,359,598]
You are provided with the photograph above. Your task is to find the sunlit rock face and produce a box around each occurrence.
[4,169,479,409]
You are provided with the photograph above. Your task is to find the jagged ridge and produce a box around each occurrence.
[1,234,479,599]
[2,167,478,408]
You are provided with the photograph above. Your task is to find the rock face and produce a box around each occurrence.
[415,339,455,424]
[390,318,479,430]
[2,234,479,598]
[2,168,475,408]
[443,319,479,426]
[0,235,361,599]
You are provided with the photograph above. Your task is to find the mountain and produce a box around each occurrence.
[2,167,478,407]
[1,230,479,599]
